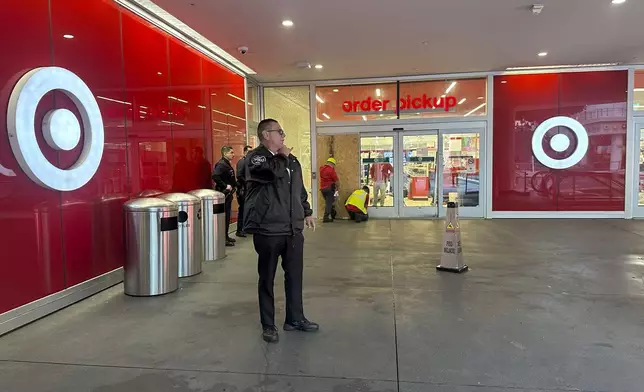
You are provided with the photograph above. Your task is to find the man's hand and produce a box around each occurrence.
[278,146,293,157]
[305,216,316,231]
[226,184,233,191]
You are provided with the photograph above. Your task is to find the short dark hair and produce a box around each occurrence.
[363,186,370,193]
[243,145,253,153]
[257,118,278,140]
[221,145,233,156]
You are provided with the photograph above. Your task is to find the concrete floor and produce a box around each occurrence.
[2,219,644,392]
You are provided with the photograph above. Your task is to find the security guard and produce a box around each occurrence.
[212,146,236,247]
[345,186,370,223]
[243,118,318,343]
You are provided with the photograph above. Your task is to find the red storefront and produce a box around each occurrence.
[0,0,250,333]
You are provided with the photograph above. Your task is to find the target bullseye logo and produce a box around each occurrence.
[7,67,104,191]
[531,116,589,170]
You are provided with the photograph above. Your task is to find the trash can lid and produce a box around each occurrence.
[158,192,201,206]
[124,198,178,212]
[188,189,226,202]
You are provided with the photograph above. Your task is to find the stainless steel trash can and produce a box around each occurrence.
[123,198,179,296]
[188,189,226,261]
[158,192,203,277]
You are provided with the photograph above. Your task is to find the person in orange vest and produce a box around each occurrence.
[345,186,370,223]
[319,157,339,222]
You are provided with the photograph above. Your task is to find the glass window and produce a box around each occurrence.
[442,133,480,207]
[492,71,627,212]
[360,136,395,207]
[247,82,259,147]
[399,79,487,119]
[635,70,644,111]
[316,83,398,122]
[263,86,313,195]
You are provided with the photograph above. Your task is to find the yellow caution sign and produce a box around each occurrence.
[437,201,468,273]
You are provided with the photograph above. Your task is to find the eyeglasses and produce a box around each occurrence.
[265,129,286,137]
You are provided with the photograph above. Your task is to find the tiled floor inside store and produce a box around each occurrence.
[2,219,644,392]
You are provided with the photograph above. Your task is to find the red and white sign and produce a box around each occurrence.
[342,94,458,114]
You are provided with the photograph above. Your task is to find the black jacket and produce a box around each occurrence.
[243,144,312,236]
[236,155,247,198]
[212,158,235,195]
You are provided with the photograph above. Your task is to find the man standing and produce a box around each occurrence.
[369,157,393,207]
[319,157,339,222]
[243,118,318,343]
[212,146,236,247]
[235,145,253,238]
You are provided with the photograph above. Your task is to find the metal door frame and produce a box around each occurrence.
[398,130,440,218]
[438,127,486,218]
[632,120,644,217]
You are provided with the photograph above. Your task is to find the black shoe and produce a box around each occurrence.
[226,240,235,247]
[236,232,247,238]
[283,318,319,332]
[323,217,333,223]
[262,326,279,343]
[227,236,236,243]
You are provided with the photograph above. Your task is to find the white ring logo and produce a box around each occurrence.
[7,67,104,191]
[531,116,589,170]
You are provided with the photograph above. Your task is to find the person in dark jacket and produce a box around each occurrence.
[212,146,236,247]
[235,145,253,238]
[243,118,318,343]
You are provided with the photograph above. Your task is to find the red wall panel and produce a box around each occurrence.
[492,71,627,212]
[0,0,246,314]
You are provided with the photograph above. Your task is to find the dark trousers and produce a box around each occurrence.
[224,194,233,237]
[253,233,305,328]
[236,194,245,233]
[320,187,336,218]
[347,208,369,223]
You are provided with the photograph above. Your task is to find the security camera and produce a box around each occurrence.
[237,46,248,55]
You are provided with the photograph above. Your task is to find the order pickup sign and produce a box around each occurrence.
[342,94,458,114]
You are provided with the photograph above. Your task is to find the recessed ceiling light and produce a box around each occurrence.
[314,64,323,69]
[501,80,508,84]
[157,72,163,75]
[322,113,330,119]
[315,94,324,104]
[63,34,74,39]
[458,98,467,105]
[376,88,381,97]
[538,52,548,57]
[477,96,484,100]
[282,20,294,27]
[612,0,626,4]
[333,89,339,93]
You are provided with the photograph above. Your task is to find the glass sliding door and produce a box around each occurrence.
[400,132,439,218]
[360,134,397,218]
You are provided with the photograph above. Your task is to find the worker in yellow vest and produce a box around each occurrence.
[345,186,370,223]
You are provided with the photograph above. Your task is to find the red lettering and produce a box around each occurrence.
[422,94,432,109]
[360,97,372,111]
[342,94,461,113]
[445,96,457,112]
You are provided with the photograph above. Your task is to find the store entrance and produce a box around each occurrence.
[359,126,484,218]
